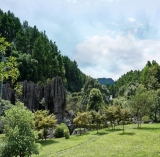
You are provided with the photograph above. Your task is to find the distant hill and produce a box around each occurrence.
[97,78,115,85]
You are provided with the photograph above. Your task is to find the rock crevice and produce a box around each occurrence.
[2,77,66,123]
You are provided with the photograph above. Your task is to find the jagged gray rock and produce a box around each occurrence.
[45,77,66,123]
[19,81,44,111]
[2,77,66,123]
[2,83,14,104]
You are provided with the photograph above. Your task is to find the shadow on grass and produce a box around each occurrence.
[36,139,59,146]
[118,132,135,136]
[93,131,109,136]
[134,127,160,131]
[108,128,123,132]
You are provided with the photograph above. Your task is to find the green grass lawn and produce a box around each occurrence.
[32,123,160,157]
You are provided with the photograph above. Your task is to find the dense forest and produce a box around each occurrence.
[0,10,88,92]
[108,60,160,98]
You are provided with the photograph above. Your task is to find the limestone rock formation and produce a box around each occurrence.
[19,81,44,111]
[2,77,66,123]
[45,77,66,123]
[2,83,15,104]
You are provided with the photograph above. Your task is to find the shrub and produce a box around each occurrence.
[0,99,13,116]
[54,123,69,138]
[0,116,5,134]
[142,116,150,123]
[38,129,44,140]
[64,129,70,139]
[54,127,64,138]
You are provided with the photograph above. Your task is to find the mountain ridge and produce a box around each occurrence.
[97,78,115,85]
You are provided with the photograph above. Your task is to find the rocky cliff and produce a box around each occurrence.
[2,77,66,123]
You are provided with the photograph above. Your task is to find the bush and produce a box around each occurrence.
[38,129,44,140]
[54,123,69,138]
[0,99,13,116]
[142,116,150,123]
[54,127,64,138]
[64,129,70,139]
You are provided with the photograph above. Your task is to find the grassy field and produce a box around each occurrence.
[31,124,160,157]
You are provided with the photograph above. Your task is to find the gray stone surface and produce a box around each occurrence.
[2,77,66,123]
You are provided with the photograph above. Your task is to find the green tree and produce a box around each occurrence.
[89,110,105,134]
[141,60,160,90]
[0,36,20,113]
[129,85,150,128]
[34,110,57,141]
[120,108,130,133]
[0,56,20,83]
[105,106,119,130]
[87,88,104,112]
[82,77,110,108]
[0,102,39,157]
[148,89,160,122]
[73,112,89,135]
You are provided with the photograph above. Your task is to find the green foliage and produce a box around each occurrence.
[54,127,64,138]
[66,92,82,113]
[74,112,89,135]
[120,107,131,133]
[34,110,57,140]
[64,129,70,139]
[38,129,44,140]
[0,56,20,84]
[63,56,88,92]
[82,77,110,109]
[88,88,104,112]
[141,60,160,90]
[148,89,160,122]
[129,85,150,128]
[54,123,69,138]
[0,99,12,116]
[0,116,5,134]
[0,35,10,54]
[142,116,150,123]
[111,70,141,97]
[89,110,105,133]
[0,101,39,157]
[0,10,88,92]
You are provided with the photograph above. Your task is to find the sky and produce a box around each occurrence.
[1,0,160,80]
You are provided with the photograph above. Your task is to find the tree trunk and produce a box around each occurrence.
[137,113,140,128]
[154,111,157,122]
[123,122,124,133]
[80,127,81,135]
[20,152,24,157]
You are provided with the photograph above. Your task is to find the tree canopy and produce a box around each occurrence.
[0,102,39,157]
[0,10,88,92]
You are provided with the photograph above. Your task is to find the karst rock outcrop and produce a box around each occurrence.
[2,77,66,123]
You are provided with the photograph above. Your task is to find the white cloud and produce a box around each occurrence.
[73,34,160,80]
[128,18,136,22]
[1,0,160,80]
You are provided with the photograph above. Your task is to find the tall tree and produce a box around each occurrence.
[87,88,104,112]
[129,85,150,128]
[0,102,39,157]
[141,60,160,90]
[82,77,110,107]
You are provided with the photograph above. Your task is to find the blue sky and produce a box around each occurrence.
[1,0,160,80]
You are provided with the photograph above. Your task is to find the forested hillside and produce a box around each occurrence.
[109,60,160,98]
[0,10,88,92]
